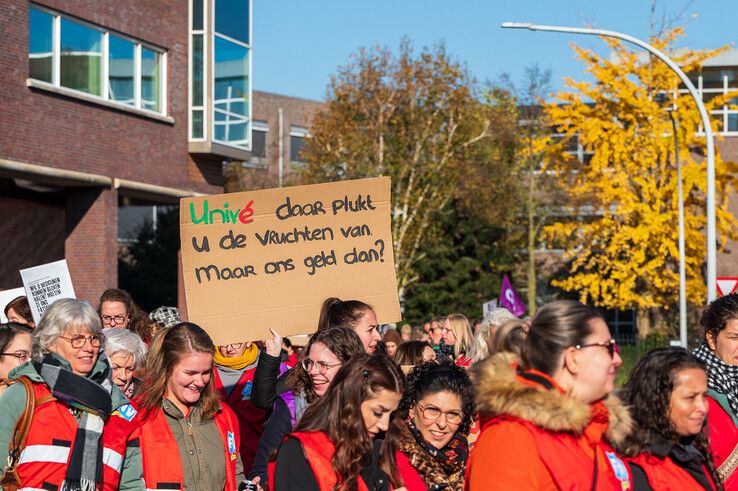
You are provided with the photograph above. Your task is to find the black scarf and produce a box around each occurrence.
[33,353,114,491]
[650,437,712,491]
[692,342,738,415]
[406,418,468,475]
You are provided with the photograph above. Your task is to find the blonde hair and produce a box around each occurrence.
[445,313,475,359]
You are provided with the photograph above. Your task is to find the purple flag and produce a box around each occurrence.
[499,274,526,317]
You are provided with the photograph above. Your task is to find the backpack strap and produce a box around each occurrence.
[1,377,39,488]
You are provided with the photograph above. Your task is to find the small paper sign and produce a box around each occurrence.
[20,260,76,324]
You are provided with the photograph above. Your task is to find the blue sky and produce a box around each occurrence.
[253,0,737,101]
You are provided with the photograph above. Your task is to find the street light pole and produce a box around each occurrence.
[501,22,718,303]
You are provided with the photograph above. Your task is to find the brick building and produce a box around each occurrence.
[0,0,252,307]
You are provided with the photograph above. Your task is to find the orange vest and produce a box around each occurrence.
[213,365,269,472]
[268,431,370,491]
[627,453,717,491]
[14,380,130,491]
[479,413,632,491]
[138,402,240,491]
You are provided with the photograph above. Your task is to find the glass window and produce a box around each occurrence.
[141,48,160,111]
[725,69,738,89]
[702,69,723,90]
[60,18,103,96]
[192,110,204,139]
[728,114,738,132]
[215,0,249,43]
[29,7,53,83]
[108,35,135,105]
[252,129,266,158]
[290,135,305,163]
[192,0,204,31]
[213,36,249,147]
[192,34,204,107]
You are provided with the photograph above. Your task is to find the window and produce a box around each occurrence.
[28,4,166,114]
[190,0,252,150]
[680,67,738,135]
[248,120,268,167]
[290,126,309,166]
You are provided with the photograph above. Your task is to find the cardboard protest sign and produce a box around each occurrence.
[180,177,401,344]
[0,287,26,323]
[20,260,76,324]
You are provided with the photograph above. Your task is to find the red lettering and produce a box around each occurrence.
[238,200,255,224]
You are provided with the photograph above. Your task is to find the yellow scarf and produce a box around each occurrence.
[213,344,259,370]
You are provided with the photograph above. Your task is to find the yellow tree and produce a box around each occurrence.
[544,28,738,313]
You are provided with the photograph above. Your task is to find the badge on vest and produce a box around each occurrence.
[227,431,237,461]
[241,380,253,400]
[113,404,137,422]
[605,451,631,490]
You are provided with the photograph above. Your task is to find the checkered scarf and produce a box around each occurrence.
[692,343,738,415]
[34,354,114,491]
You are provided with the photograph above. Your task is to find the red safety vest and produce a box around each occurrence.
[479,415,632,490]
[213,365,269,472]
[268,431,370,491]
[138,401,240,491]
[627,453,717,491]
[14,380,131,491]
[707,395,738,489]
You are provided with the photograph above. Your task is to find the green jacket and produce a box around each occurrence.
[0,353,144,491]
[129,398,245,491]
[708,388,738,426]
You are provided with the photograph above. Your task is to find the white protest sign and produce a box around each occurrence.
[482,298,498,316]
[0,287,26,323]
[20,260,76,324]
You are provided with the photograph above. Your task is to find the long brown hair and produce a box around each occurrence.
[285,326,364,403]
[296,354,404,491]
[317,297,373,331]
[137,322,221,421]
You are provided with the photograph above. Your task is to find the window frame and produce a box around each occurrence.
[28,3,168,118]
[189,0,208,141]
[679,68,738,136]
[210,0,252,151]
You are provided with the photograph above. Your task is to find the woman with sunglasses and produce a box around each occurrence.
[249,326,365,487]
[0,298,140,491]
[212,338,269,472]
[467,300,632,491]
[394,361,475,491]
[0,323,33,394]
[692,293,738,489]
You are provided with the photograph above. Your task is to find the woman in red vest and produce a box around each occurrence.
[133,322,245,491]
[0,298,140,491]
[618,347,721,490]
[271,354,424,491]
[693,293,738,489]
[466,300,633,491]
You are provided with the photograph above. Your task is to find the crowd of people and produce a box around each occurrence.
[1,289,738,490]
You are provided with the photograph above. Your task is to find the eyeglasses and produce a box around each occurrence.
[58,334,103,349]
[301,357,341,374]
[574,338,618,358]
[1,351,31,362]
[101,315,128,326]
[416,403,463,425]
[225,343,244,350]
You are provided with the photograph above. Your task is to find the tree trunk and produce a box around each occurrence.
[527,173,537,315]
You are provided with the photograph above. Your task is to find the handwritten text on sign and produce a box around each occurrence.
[179,177,401,344]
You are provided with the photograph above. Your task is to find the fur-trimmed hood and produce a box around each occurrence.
[472,352,632,446]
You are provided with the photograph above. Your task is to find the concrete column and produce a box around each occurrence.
[65,186,118,306]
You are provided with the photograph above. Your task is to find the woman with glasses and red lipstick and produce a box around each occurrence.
[618,348,721,490]
[0,299,139,491]
[693,293,738,489]
[394,361,475,491]
[466,300,633,491]
[249,327,365,487]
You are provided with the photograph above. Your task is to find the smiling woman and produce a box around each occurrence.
[618,348,721,491]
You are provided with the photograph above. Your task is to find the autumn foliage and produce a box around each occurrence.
[544,28,738,309]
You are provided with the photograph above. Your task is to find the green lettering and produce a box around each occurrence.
[190,201,210,224]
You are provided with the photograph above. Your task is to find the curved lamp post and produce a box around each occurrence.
[501,23,718,328]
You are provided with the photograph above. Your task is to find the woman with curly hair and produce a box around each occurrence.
[618,347,720,490]
[249,327,365,486]
[467,300,632,491]
[271,354,423,491]
[693,293,738,488]
[395,361,475,491]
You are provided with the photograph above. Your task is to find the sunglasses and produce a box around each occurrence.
[574,338,619,358]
